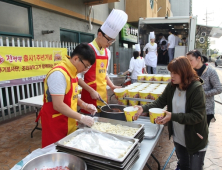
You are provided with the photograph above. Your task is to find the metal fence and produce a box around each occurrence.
[0,36,80,121]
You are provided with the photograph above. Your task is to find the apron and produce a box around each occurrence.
[81,44,108,114]
[36,62,78,148]
[145,51,157,67]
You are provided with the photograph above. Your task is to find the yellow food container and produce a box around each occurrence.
[144,87,155,92]
[114,88,126,100]
[129,100,139,106]
[137,74,145,81]
[153,75,163,81]
[149,83,160,88]
[145,74,154,81]
[149,108,166,124]
[139,90,150,99]
[124,86,134,97]
[124,106,138,122]
[151,90,162,100]
[118,99,128,105]
[132,82,143,86]
[162,75,171,82]
[128,89,139,98]
[140,101,150,105]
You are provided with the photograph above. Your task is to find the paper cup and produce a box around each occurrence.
[124,106,138,122]
[114,88,126,100]
[128,89,139,98]
[139,90,150,99]
[129,100,139,106]
[145,74,154,81]
[137,74,145,81]
[162,75,171,82]
[118,99,128,106]
[132,82,143,86]
[149,108,165,124]
[151,90,162,100]
[153,75,163,81]
[124,86,134,97]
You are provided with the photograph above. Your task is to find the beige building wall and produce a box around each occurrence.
[126,0,158,22]
[157,0,171,17]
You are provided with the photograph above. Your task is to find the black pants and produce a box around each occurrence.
[174,142,206,170]
[207,114,215,126]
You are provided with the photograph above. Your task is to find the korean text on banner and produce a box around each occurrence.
[0,47,67,81]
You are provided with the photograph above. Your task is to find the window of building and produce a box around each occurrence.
[60,28,94,44]
[0,0,33,45]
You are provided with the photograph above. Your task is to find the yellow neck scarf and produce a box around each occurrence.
[92,39,105,55]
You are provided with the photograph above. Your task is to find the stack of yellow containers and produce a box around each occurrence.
[113,74,170,106]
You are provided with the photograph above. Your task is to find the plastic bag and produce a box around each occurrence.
[64,128,133,159]
[10,144,57,170]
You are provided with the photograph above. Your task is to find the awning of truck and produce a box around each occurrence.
[139,16,191,24]
[197,24,222,38]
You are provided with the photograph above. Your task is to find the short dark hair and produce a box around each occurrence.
[71,43,95,65]
[98,28,102,34]
[161,40,166,45]
[174,32,178,35]
[168,29,172,33]
[133,51,139,59]
[158,33,163,36]
[168,56,199,90]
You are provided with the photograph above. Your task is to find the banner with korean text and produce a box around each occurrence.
[0,47,67,81]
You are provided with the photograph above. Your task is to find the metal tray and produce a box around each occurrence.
[124,97,155,102]
[135,129,144,138]
[56,144,140,168]
[55,128,139,163]
[132,116,160,139]
[86,150,140,170]
[79,117,144,138]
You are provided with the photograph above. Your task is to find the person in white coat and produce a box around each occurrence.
[122,44,147,83]
[143,32,158,74]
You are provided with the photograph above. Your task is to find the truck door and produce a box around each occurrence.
[188,16,197,51]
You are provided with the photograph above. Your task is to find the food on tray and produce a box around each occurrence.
[91,122,139,137]
[64,130,133,159]
[35,166,70,170]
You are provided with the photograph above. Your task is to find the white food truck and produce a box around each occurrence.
[138,16,222,74]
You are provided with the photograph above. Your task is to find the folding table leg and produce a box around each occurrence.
[151,153,160,170]
[31,107,42,138]
[146,163,152,170]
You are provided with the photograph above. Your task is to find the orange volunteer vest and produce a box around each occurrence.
[81,43,108,114]
[37,57,78,148]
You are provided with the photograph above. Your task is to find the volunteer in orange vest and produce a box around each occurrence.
[38,43,97,148]
[79,9,128,113]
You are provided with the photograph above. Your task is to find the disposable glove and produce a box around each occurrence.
[81,102,97,116]
[85,104,97,116]
[79,115,94,127]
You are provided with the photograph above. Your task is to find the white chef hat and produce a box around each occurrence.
[100,9,128,39]
[149,31,155,39]
[135,44,141,52]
